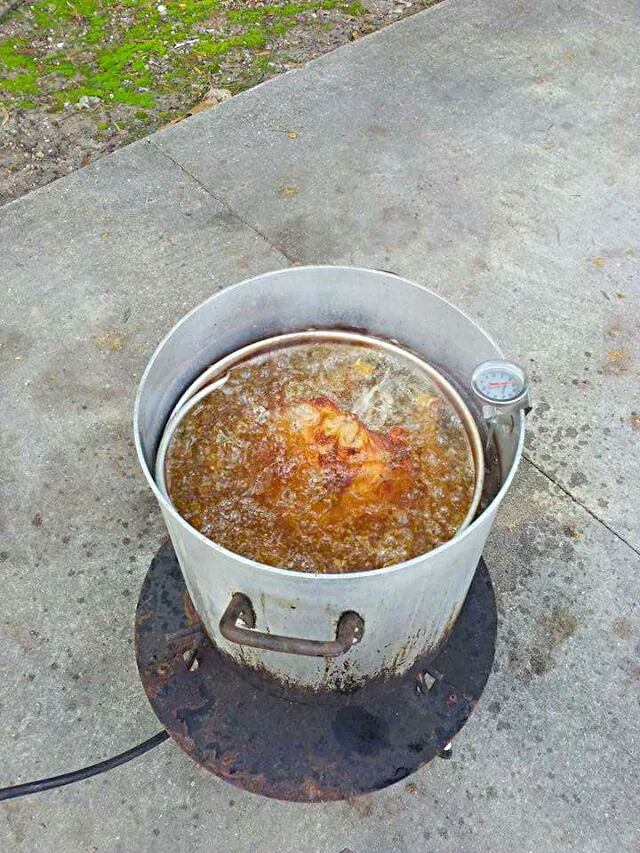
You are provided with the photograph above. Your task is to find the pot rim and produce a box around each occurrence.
[134,265,525,582]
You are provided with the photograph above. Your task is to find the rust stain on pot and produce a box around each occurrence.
[182,589,200,626]
[442,604,460,641]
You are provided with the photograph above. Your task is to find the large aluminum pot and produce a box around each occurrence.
[134,266,524,691]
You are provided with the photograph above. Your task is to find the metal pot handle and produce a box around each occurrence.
[219,593,364,658]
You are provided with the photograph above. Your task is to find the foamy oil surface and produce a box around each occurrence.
[166,342,475,573]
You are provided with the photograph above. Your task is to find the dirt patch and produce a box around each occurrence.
[612,617,632,640]
[528,605,579,676]
[1,0,440,205]
[505,603,580,680]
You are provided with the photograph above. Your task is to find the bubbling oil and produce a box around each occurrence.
[165,341,475,573]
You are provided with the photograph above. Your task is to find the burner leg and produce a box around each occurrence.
[436,742,453,760]
[164,623,205,672]
[182,635,205,671]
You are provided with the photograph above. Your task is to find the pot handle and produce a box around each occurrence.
[219,593,364,658]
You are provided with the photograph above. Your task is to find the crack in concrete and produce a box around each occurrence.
[523,452,640,558]
[146,142,640,562]
[148,139,296,265]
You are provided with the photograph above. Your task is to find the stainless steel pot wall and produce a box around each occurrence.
[134,266,524,690]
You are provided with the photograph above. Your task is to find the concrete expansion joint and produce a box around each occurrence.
[148,139,297,265]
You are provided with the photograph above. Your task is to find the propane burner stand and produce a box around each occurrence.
[135,542,497,802]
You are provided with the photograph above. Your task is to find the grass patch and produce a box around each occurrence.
[0,0,376,135]
[1,0,366,111]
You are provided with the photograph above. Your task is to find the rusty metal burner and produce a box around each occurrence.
[135,542,496,802]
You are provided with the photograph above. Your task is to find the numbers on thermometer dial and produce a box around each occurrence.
[472,361,527,404]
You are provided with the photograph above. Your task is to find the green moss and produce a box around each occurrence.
[33,10,56,27]
[86,23,109,44]
[69,0,101,17]
[0,40,38,72]
[43,57,77,77]
[0,0,370,118]
[164,0,220,26]
[113,88,155,106]
[0,73,40,95]
[227,0,363,25]
[195,32,268,57]
[31,0,73,26]
[242,28,268,49]
[97,43,141,72]
[226,9,262,25]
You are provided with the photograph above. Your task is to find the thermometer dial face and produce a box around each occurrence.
[471,360,528,405]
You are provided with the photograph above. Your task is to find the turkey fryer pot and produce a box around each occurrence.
[134,266,524,691]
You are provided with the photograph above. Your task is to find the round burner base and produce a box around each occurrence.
[135,543,496,802]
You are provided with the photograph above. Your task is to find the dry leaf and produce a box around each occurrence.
[1,107,9,127]
[203,86,232,103]
[184,100,216,117]
[166,105,209,125]
[615,292,627,299]
[607,350,624,362]
[80,152,92,167]
[166,89,232,126]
